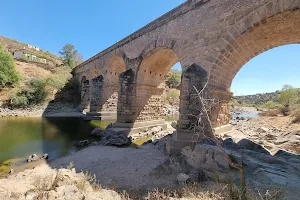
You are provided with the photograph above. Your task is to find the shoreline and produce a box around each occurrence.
[0,102,84,118]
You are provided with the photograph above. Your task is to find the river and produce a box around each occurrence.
[0,117,113,174]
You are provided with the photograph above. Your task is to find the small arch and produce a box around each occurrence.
[137,47,179,87]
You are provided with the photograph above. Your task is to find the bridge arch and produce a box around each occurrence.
[89,55,126,114]
[206,8,300,128]
[207,8,300,91]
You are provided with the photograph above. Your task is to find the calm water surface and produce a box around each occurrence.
[0,117,113,171]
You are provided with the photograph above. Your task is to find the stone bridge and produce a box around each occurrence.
[74,0,300,154]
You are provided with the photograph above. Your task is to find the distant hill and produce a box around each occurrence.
[233,91,281,105]
[0,35,62,68]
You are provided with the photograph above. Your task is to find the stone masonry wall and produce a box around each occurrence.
[135,85,164,122]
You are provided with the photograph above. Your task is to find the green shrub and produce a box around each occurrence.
[9,93,29,108]
[165,89,180,105]
[260,101,283,110]
[278,85,299,110]
[45,67,72,96]
[165,70,181,88]
[292,105,300,123]
[260,109,281,117]
[0,45,21,87]
[9,78,47,108]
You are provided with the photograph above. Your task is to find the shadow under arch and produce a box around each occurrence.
[88,55,126,120]
[116,47,180,127]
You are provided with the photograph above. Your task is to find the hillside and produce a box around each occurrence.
[234,91,280,105]
[0,35,62,68]
[0,61,54,102]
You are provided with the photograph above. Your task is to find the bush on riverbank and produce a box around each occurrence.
[9,78,47,108]
[8,66,78,108]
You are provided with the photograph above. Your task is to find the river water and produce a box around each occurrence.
[0,117,113,174]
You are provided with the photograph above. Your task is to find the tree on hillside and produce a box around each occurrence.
[278,84,299,110]
[165,69,181,88]
[59,44,78,69]
[0,45,20,88]
[75,52,84,66]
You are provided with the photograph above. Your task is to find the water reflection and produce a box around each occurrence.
[0,117,113,165]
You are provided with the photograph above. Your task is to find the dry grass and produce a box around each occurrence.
[291,108,300,123]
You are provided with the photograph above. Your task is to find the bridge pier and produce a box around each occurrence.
[167,64,233,155]
[112,68,167,135]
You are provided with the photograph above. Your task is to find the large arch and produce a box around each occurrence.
[89,55,126,117]
[210,11,300,91]
[205,9,300,128]
[135,47,179,122]
[115,47,179,127]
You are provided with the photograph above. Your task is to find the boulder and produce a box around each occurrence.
[42,153,49,160]
[237,139,270,154]
[181,144,229,172]
[75,140,90,147]
[101,130,132,147]
[149,126,162,135]
[105,123,113,130]
[27,154,40,163]
[257,127,269,133]
[171,121,177,129]
[90,128,105,137]
[177,173,190,184]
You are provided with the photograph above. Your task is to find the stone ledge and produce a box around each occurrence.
[111,120,167,136]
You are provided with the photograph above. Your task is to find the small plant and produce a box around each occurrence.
[67,161,74,170]
[292,107,300,123]
[165,69,181,88]
[165,89,180,105]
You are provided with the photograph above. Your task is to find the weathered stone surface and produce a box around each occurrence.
[257,127,269,133]
[90,127,105,137]
[181,144,229,172]
[101,130,132,147]
[27,154,40,163]
[237,139,270,154]
[75,140,91,147]
[177,173,190,184]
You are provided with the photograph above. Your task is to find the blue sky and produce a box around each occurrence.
[1,0,299,95]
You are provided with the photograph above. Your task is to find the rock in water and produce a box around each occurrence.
[101,130,132,147]
[90,128,105,137]
[106,123,113,130]
[27,154,40,163]
[42,153,49,160]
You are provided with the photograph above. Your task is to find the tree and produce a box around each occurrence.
[59,44,78,69]
[0,45,20,87]
[75,52,84,65]
[165,69,181,88]
[278,84,299,110]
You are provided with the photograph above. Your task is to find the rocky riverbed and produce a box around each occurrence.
[0,103,83,118]
[226,115,300,155]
